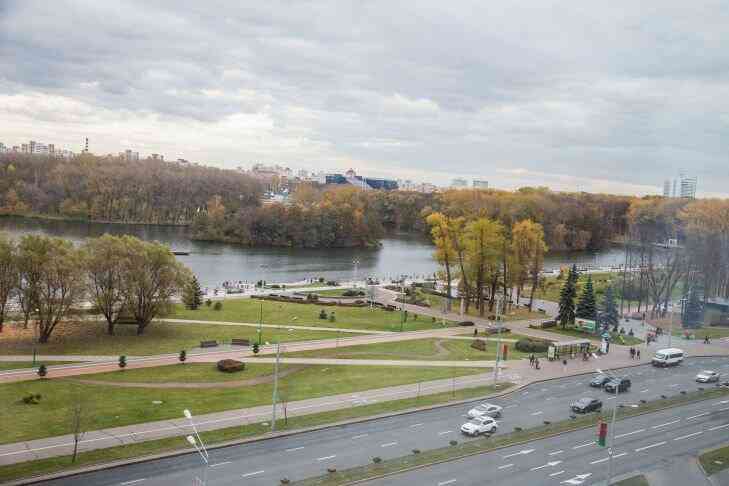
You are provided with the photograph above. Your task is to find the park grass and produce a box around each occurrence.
[699,444,729,475]
[613,475,650,486]
[0,320,341,357]
[86,362,281,383]
[304,288,367,298]
[538,325,643,346]
[169,298,453,332]
[281,337,533,361]
[0,383,508,484]
[0,361,75,371]
[0,364,483,444]
[673,327,729,340]
[407,289,547,322]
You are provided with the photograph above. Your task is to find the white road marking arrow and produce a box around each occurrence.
[503,448,535,459]
[530,460,562,471]
[562,473,592,485]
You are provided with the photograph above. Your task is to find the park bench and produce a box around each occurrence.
[231,338,250,346]
[199,340,219,348]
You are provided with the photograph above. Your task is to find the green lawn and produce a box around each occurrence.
[700,444,729,475]
[407,290,547,322]
[0,383,509,484]
[87,362,279,383]
[614,476,650,486]
[170,298,453,332]
[539,326,643,346]
[282,336,534,361]
[0,362,75,371]
[305,288,367,298]
[0,364,483,444]
[673,327,729,340]
[0,321,341,356]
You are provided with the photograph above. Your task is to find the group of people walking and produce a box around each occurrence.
[528,354,541,370]
[629,347,641,360]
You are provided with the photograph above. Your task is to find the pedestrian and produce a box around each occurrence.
[636,349,641,360]
[529,354,534,366]
[630,347,635,359]
[473,328,478,337]
[535,358,540,370]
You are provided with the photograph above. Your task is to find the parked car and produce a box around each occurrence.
[652,348,684,367]
[460,416,498,436]
[696,370,720,383]
[571,397,603,414]
[467,403,503,419]
[590,374,611,388]
[604,378,631,393]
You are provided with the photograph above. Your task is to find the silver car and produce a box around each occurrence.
[696,370,720,383]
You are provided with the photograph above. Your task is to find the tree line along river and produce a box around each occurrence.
[0,216,627,288]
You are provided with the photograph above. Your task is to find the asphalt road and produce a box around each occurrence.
[32,356,729,486]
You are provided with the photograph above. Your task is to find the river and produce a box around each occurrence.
[0,216,627,288]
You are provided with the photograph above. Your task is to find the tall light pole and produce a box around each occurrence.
[258,301,263,346]
[186,435,209,465]
[271,340,281,431]
[183,410,209,463]
[32,308,39,366]
[492,295,503,384]
[352,259,360,288]
[400,278,406,332]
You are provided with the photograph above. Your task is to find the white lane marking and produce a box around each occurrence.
[652,419,680,429]
[549,450,564,456]
[317,455,336,461]
[550,470,565,477]
[120,480,146,486]
[615,428,645,439]
[504,404,518,409]
[438,430,453,435]
[670,384,680,388]
[606,396,616,400]
[531,411,544,416]
[438,480,457,486]
[675,431,703,440]
[210,461,231,467]
[635,441,666,452]
[530,460,562,471]
[573,442,593,449]
[561,473,592,484]
[381,442,398,448]
[640,389,649,393]
[285,446,305,452]
[709,423,729,431]
[613,452,627,459]
[503,449,534,458]
[590,457,609,465]
[719,400,729,404]
[241,470,265,478]
[352,434,368,440]
[498,464,514,470]
[410,423,424,428]
[687,412,709,420]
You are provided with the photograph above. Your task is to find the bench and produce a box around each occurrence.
[199,340,219,348]
[231,338,250,346]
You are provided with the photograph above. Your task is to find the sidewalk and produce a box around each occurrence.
[0,341,672,467]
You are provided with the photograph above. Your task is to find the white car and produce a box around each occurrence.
[696,370,720,383]
[461,416,498,436]
[467,403,503,419]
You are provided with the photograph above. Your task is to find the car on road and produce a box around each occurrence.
[460,416,498,436]
[696,370,720,383]
[571,397,603,413]
[467,402,503,419]
[589,374,611,388]
[604,378,631,393]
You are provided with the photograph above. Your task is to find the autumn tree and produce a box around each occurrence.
[463,218,504,316]
[0,234,17,333]
[121,239,190,335]
[511,220,548,310]
[83,235,128,335]
[426,212,457,298]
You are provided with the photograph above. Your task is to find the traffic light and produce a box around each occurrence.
[597,421,608,447]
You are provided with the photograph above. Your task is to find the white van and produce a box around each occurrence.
[652,348,684,367]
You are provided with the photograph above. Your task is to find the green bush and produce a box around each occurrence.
[515,338,550,353]
[22,393,42,404]
[319,309,328,319]
[37,364,47,378]
[213,301,223,311]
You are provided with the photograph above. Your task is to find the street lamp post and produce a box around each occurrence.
[183,410,209,463]
[493,295,503,384]
[400,278,406,332]
[32,308,39,366]
[352,259,360,288]
[258,301,263,346]
[596,369,621,485]
[271,341,281,431]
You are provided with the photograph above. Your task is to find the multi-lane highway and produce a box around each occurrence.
[25,356,728,486]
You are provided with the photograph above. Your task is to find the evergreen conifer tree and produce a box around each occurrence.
[558,266,577,328]
[576,275,597,321]
[682,285,704,329]
[182,275,204,310]
[601,285,619,332]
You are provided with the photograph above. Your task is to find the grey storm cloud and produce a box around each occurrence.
[1,0,729,194]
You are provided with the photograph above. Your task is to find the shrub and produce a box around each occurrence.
[252,343,260,354]
[515,338,550,353]
[179,350,187,363]
[319,309,328,319]
[217,359,246,373]
[470,339,487,351]
[342,289,365,297]
[412,449,421,454]
[280,479,290,484]
[458,321,475,327]
[329,312,336,322]
[449,440,458,446]
[327,467,337,473]
[213,301,223,311]
[37,364,47,378]
[205,299,212,307]
[270,284,280,289]
[22,393,42,404]
[319,277,325,283]
[372,457,382,464]
[118,355,127,370]
[306,293,319,302]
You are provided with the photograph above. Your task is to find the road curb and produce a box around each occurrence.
[4,355,725,485]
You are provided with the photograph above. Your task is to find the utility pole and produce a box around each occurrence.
[271,341,281,431]
[606,377,619,484]
[258,302,263,346]
[620,235,629,316]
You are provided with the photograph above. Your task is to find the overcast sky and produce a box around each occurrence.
[2,1,728,196]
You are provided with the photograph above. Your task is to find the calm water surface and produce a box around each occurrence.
[0,216,626,287]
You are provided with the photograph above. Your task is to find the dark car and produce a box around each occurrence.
[571,397,603,413]
[590,375,611,388]
[604,378,631,393]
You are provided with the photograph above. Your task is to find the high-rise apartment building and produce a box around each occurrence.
[451,178,468,188]
[473,179,489,189]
